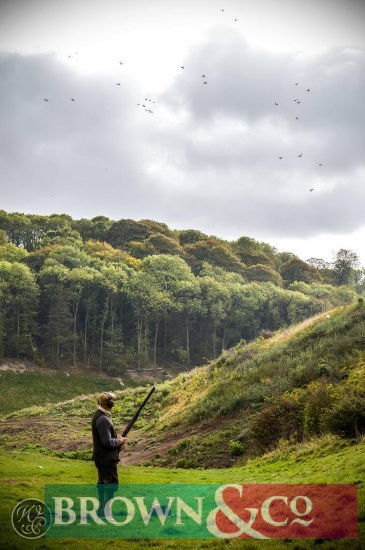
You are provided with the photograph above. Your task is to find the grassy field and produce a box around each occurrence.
[0,434,363,550]
[0,369,123,414]
[0,365,153,415]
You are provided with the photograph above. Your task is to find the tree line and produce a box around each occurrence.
[0,210,362,373]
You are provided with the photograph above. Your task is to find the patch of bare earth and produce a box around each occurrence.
[0,416,91,453]
[122,415,237,468]
[0,414,233,467]
[0,415,173,465]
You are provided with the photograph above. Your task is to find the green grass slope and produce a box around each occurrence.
[141,302,365,468]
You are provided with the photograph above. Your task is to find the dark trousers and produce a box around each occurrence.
[95,461,119,484]
[94,462,119,514]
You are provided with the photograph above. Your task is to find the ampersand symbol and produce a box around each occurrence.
[206,484,268,539]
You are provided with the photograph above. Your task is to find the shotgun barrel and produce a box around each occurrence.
[121,386,156,437]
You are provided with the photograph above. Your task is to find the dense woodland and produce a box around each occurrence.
[0,210,363,373]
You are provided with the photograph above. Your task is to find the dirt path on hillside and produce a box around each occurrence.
[268,309,336,344]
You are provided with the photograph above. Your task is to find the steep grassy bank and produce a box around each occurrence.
[140,302,365,467]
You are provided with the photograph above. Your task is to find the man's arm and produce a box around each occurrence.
[96,416,126,448]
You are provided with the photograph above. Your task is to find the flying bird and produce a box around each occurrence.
[70,99,75,101]
[44,99,48,102]
[116,83,121,85]
[297,153,303,157]
[279,156,283,159]
[203,81,207,84]
[310,188,314,192]
[181,66,184,69]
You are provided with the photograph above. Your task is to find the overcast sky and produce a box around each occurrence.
[1,0,364,265]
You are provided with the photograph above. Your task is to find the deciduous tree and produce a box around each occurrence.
[333,249,360,286]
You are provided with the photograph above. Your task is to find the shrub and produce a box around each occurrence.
[303,380,335,438]
[246,393,304,454]
[175,457,198,469]
[324,387,365,438]
[228,440,245,457]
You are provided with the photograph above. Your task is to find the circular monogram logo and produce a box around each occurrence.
[11,498,51,539]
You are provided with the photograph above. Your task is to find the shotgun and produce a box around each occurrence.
[121,386,156,437]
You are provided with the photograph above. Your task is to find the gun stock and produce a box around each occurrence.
[121,386,155,437]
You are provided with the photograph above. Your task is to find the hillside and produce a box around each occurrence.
[1,301,364,469]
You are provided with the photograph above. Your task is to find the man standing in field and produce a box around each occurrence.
[91,391,127,515]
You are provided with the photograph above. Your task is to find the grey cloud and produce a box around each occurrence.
[146,34,365,237]
[0,52,154,218]
[0,39,364,244]
[161,29,293,122]
[154,170,365,240]
[161,34,365,148]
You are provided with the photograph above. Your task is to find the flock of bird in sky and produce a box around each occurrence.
[41,7,324,193]
[275,83,323,183]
